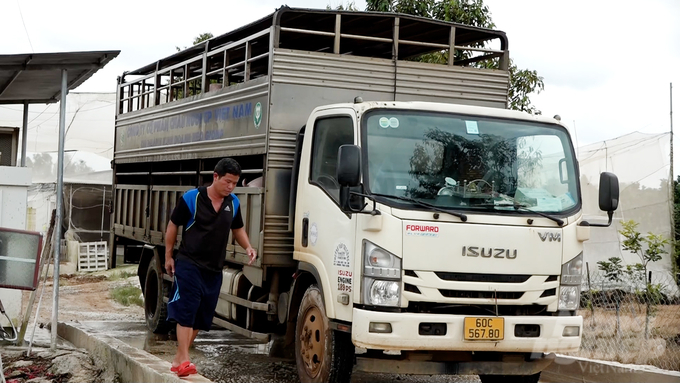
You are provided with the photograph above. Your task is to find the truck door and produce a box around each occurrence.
[294,109,357,322]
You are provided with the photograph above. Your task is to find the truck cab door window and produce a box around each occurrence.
[310,116,354,203]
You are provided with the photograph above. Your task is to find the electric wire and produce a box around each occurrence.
[15,0,34,52]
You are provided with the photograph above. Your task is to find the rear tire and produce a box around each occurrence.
[295,285,353,383]
[144,255,172,334]
[479,372,541,383]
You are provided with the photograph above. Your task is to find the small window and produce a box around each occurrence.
[310,116,354,202]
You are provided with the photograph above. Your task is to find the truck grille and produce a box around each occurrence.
[402,270,559,309]
[435,272,531,283]
[439,290,524,300]
[406,302,550,316]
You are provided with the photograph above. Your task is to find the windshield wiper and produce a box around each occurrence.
[371,193,468,222]
[483,202,564,226]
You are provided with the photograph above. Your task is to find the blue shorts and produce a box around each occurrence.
[167,258,223,331]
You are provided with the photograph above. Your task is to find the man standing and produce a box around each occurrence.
[164,158,257,376]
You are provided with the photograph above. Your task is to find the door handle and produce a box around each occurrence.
[302,217,309,247]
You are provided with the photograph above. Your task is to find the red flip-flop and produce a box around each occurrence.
[170,365,179,373]
[176,361,197,377]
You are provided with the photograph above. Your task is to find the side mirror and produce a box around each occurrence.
[337,145,361,187]
[598,172,619,212]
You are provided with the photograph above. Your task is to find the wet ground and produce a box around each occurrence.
[78,321,487,383]
[1,326,114,383]
[11,268,539,382]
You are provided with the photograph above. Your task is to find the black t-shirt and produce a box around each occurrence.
[170,186,244,272]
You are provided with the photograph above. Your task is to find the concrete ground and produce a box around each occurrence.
[4,263,680,383]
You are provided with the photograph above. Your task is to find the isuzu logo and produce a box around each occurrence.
[462,246,517,259]
[537,232,561,242]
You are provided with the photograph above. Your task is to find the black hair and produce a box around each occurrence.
[214,158,242,177]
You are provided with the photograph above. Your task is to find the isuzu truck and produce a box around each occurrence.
[112,7,618,383]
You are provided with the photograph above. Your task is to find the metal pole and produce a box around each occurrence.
[51,69,68,350]
[68,186,73,232]
[21,101,28,166]
[586,262,595,327]
[671,83,676,283]
[101,187,105,239]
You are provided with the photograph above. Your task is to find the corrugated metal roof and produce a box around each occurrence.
[0,51,120,104]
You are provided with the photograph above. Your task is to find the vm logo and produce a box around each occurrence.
[538,232,561,242]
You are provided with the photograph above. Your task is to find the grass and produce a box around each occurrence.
[110,285,144,307]
[108,269,137,281]
[572,304,680,370]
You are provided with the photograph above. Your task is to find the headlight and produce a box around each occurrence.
[559,253,582,311]
[369,280,400,306]
[559,285,579,311]
[362,241,402,307]
[561,253,583,285]
[367,246,394,268]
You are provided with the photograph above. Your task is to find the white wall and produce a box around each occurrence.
[0,166,32,327]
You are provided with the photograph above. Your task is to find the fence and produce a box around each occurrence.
[572,269,680,371]
[77,241,109,272]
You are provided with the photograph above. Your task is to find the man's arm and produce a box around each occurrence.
[165,192,192,276]
[232,227,257,265]
[165,221,179,277]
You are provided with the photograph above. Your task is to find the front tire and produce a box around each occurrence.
[144,255,172,334]
[479,372,541,383]
[295,285,354,383]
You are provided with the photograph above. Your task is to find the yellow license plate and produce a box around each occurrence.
[464,317,504,340]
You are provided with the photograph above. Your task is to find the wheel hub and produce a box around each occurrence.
[300,306,324,377]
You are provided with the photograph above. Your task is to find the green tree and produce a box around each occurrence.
[327,1,359,10]
[176,32,214,52]
[597,257,624,284]
[25,152,95,179]
[596,256,625,337]
[172,33,216,98]
[365,0,544,114]
[25,153,55,180]
[618,219,667,339]
[619,220,667,281]
[64,156,95,176]
[192,33,213,45]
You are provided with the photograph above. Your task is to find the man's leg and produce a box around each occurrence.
[173,324,194,366]
[172,328,200,368]
[190,329,200,346]
[167,259,202,369]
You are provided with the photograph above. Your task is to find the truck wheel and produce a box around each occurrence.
[479,372,541,383]
[295,285,353,383]
[144,255,172,334]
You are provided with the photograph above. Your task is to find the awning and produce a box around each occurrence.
[0,51,119,104]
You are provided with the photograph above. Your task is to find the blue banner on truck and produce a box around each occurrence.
[116,95,267,152]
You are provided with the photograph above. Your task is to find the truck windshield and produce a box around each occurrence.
[363,110,580,214]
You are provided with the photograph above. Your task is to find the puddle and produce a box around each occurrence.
[78,321,273,364]
[74,321,485,383]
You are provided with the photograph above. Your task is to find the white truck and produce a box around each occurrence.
[112,7,619,383]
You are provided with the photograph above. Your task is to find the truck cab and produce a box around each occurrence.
[291,100,618,382]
